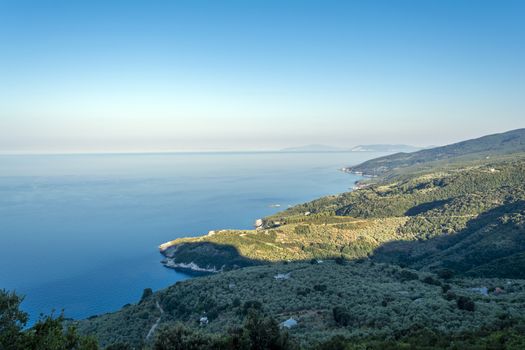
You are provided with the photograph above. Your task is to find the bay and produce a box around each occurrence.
[0,151,385,321]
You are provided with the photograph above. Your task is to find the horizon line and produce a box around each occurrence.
[0,149,396,156]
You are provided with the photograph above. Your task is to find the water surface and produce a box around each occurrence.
[0,151,385,321]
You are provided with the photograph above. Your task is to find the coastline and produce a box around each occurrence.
[158,170,366,274]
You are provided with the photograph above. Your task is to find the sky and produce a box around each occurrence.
[0,0,524,153]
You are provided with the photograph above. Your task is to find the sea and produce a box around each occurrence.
[0,151,386,322]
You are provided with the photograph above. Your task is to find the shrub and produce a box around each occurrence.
[294,225,311,235]
[445,291,456,301]
[398,270,419,282]
[106,343,132,350]
[457,296,475,311]
[140,288,153,303]
[154,323,211,350]
[437,269,455,280]
[207,308,220,321]
[242,300,262,315]
[332,307,352,327]
[0,290,100,350]
[313,284,327,292]
[422,276,441,286]
[137,311,150,319]
[296,287,312,297]
[335,256,347,265]
[314,335,349,350]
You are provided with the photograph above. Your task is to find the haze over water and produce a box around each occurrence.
[0,151,383,321]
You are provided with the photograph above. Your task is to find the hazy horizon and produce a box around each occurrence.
[1,0,524,153]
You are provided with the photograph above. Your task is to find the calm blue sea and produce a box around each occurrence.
[0,151,384,322]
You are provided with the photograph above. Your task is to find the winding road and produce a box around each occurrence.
[146,300,164,341]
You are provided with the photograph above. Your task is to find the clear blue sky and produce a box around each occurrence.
[0,0,524,153]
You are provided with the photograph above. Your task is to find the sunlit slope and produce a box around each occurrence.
[162,158,525,277]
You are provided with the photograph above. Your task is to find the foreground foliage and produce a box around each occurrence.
[0,289,98,350]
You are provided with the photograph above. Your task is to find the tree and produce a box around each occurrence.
[154,323,211,350]
[105,343,132,350]
[332,307,352,327]
[0,289,28,350]
[457,296,475,311]
[1,289,99,350]
[241,311,298,350]
[23,314,99,350]
[140,288,153,303]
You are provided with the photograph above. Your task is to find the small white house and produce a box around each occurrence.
[281,318,298,329]
[274,272,291,280]
[200,317,209,326]
[469,287,488,296]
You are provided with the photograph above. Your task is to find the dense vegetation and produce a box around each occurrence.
[347,128,525,176]
[161,158,525,279]
[76,261,525,349]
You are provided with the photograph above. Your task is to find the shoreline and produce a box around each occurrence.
[158,169,367,274]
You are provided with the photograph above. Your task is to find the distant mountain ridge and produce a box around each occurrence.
[280,143,422,153]
[348,128,525,176]
[280,144,349,152]
[350,144,422,152]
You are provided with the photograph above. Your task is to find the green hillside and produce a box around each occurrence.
[76,260,525,349]
[346,128,525,177]
[71,129,525,349]
[159,157,525,278]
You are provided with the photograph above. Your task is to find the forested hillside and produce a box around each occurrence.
[160,157,525,279]
[77,260,525,349]
[347,128,525,176]
[70,129,525,349]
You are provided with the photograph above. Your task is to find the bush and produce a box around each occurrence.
[0,289,100,350]
[313,284,327,292]
[398,270,419,282]
[294,225,311,235]
[137,311,150,319]
[296,287,311,297]
[422,276,441,286]
[437,269,455,280]
[140,288,153,303]
[457,296,475,311]
[105,343,132,350]
[242,300,263,315]
[314,335,349,350]
[332,307,352,327]
[445,291,456,301]
[207,309,219,321]
[154,323,211,350]
[335,256,346,265]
